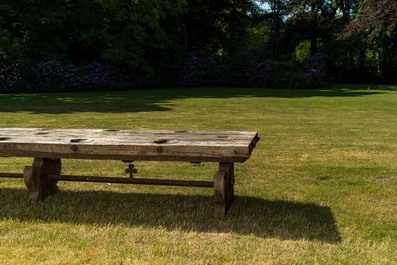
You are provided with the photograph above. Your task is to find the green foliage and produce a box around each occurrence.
[271,70,310,89]
[0,2,23,61]
[2,0,397,89]
[270,61,310,88]
[185,0,253,55]
[96,0,187,71]
[0,0,187,79]
[294,40,311,62]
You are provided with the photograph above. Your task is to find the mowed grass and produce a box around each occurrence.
[0,85,396,264]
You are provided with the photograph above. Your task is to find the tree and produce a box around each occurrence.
[334,0,360,23]
[286,0,339,56]
[0,0,188,83]
[185,0,253,55]
[338,0,397,77]
[339,0,397,39]
[257,0,288,60]
[0,1,34,61]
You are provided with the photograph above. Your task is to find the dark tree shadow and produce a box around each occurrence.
[0,187,341,243]
[0,86,386,114]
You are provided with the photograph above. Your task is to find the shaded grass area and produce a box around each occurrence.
[1,84,397,264]
[0,188,341,243]
[0,85,389,114]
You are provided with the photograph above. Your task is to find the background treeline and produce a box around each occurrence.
[1,0,397,92]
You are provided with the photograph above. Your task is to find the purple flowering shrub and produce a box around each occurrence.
[61,64,81,91]
[304,68,323,86]
[179,54,201,87]
[245,59,275,87]
[2,53,329,92]
[80,62,115,89]
[306,53,328,71]
[178,52,326,88]
[179,54,229,87]
[201,56,229,87]
[30,60,116,91]
[304,53,328,86]
[31,60,64,90]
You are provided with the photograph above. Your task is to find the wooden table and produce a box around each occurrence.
[0,128,260,218]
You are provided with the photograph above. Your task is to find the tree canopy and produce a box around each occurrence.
[1,0,397,91]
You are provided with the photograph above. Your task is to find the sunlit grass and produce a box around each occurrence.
[1,85,397,264]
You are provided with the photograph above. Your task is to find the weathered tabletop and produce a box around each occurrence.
[0,128,259,162]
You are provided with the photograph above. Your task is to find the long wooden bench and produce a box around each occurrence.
[0,128,259,218]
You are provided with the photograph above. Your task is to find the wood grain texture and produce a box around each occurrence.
[214,170,228,219]
[0,128,260,162]
[23,158,61,203]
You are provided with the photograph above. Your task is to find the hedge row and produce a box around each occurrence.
[179,52,328,88]
[0,53,328,92]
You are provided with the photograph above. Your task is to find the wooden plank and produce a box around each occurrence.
[0,128,257,142]
[0,128,259,162]
[0,128,257,144]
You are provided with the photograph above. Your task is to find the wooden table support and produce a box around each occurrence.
[214,162,235,219]
[17,159,237,218]
[48,174,214,188]
[23,158,61,203]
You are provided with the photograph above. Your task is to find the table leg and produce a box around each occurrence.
[214,162,235,219]
[23,158,61,203]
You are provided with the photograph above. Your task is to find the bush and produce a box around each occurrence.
[304,53,328,87]
[30,60,64,91]
[306,52,328,71]
[245,59,275,87]
[271,70,310,89]
[201,56,229,87]
[122,69,157,88]
[224,52,251,86]
[178,52,329,89]
[225,51,328,89]
[61,64,81,91]
[30,60,117,92]
[80,62,116,90]
[304,68,323,87]
[179,54,201,87]
[266,61,308,89]
[1,52,330,92]
[179,54,229,87]
[0,61,23,91]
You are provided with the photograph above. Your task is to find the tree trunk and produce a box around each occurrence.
[310,4,318,55]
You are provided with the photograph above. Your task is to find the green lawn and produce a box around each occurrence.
[0,85,396,264]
